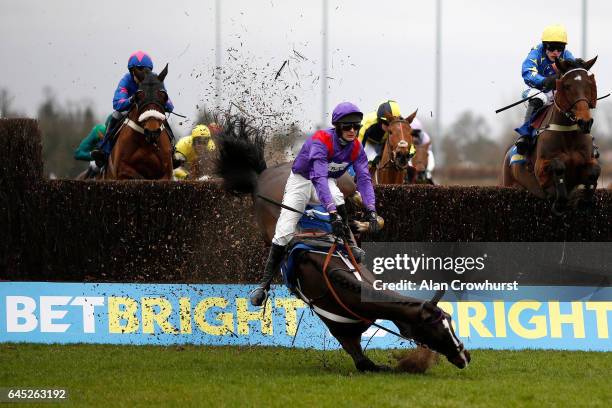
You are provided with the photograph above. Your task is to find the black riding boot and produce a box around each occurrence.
[337,204,365,264]
[91,113,122,167]
[515,98,544,155]
[250,243,286,306]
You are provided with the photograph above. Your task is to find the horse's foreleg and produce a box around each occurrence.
[573,160,601,209]
[510,162,546,198]
[325,321,390,372]
[549,158,568,215]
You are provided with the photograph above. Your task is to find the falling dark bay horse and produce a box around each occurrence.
[372,111,417,185]
[502,57,600,213]
[215,117,470,372]
[100,66,173,180]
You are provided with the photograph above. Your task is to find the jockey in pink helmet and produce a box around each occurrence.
[91,51,174,166]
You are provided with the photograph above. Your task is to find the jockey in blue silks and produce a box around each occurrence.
[249,102,380,307]
[91,51,174,166]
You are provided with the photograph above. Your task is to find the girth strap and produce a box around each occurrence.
[546,123,580,132]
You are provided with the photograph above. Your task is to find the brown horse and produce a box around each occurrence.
[100,66,173,180]
[502,57,600,213]
[215,116,470,371]
[372,111,417,185]
[406,143,434,184]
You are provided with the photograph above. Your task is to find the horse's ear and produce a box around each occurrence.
[158,63,169,82]
[583,56,598,71]
[405,109,418,124]
[430,289,445,305]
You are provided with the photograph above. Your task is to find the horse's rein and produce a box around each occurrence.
[320,240,417,342]
[320,239,448,344]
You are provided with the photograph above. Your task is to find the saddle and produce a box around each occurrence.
[530,105,553,131]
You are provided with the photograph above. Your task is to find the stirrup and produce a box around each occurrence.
[515,138,530,155]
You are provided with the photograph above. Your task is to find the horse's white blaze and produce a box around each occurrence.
[398,140,409,148]
[459,350,469,367]
[138,109,166,122]
[442,318,460,347]
[574,75,582,81]
[442,318,469,367]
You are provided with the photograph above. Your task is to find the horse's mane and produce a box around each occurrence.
[214,114,267,195]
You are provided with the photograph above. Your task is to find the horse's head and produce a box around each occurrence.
[554,57,598,133]
[411,143,430,174]
[399,292,470,369]
[383,110,417,169]
[132,64,170,143]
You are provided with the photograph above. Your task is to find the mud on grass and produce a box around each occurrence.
[1,344,611,407]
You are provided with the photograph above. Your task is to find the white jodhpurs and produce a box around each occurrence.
[272,172,345,246]
[522,87,553,107]
[364,142,382,162]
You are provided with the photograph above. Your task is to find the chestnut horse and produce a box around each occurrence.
[100,66,173,180]
[502,57,600,213]
[371,111,417,185]
[215,116,470,371]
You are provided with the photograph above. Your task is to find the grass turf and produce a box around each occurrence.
[1,344,611,407]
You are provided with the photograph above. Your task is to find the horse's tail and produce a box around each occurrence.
[214,115,267,195]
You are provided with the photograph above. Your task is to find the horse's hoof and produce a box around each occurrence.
[356,360,390,372]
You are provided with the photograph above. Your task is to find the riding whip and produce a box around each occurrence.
[256,194,332,224]
[495,91,543,114]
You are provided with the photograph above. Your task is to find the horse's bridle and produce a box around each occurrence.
[124,90,169,146]
[378,119,416,171]
[553,68,597,124]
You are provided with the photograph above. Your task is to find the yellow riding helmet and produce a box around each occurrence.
[377,100,402,123]
[542,25,568,44]
[191,124,211,140]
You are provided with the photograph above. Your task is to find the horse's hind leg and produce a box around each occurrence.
[325,321,391,372]
[549,158,568,215]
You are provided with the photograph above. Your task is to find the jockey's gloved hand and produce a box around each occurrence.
[330,212,346,238]
[542,76,557,92]
[367,210,381,234]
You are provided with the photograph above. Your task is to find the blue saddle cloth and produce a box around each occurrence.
[507,146,527,166]
[281,204,336,290]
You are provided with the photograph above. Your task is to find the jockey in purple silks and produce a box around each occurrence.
[250,102,380,306]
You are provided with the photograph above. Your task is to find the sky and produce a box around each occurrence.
[2,0,612,138]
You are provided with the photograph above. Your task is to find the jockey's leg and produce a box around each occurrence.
[426,150,435,182]
[515,89,549,155]
[91,111,124,167]
[250,172,311,307]
[364,142,381,169]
